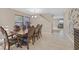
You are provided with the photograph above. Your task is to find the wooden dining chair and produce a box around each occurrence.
[34,24,40,40]
[0,26,17,50]
[28,26,35,45]
[13,25,21,32]
[38,24,42,39]
[19,25,29,49]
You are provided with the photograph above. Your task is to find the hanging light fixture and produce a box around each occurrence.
[34,15,37,18]
[31,8,37,18]
[32,15,34,18]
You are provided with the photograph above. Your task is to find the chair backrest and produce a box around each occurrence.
[22,25,26,31]
[28,26,35,37]
[35,24,40,34]
[0,26,9,43]
[40,24,42,29]
[13,25,21,32]
[39,24,42,31]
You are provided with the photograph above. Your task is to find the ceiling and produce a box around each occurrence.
[12,8,65,17]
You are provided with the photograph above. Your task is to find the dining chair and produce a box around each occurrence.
[18,25,28,49]
[13,25,21,32]
[0,26,17,50]
[34,24,40,40]
[38,24,42,39]
[28,26,35,45]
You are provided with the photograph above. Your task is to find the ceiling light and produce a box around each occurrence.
[34,15,37,18]
[32,16,34,18]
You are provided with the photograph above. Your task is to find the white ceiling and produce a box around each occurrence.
[12,8,65,17]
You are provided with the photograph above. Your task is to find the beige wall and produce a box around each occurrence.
[0,8,29,30]
[64,9,74,41]
[52,18,59,30]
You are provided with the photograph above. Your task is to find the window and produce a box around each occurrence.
[15,15,30,28]
[15,15,23,26]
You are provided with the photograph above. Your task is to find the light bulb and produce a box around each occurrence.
[32,16,34,18]
[34,15,37,18]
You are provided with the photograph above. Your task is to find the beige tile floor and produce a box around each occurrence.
[0,30,74,50]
